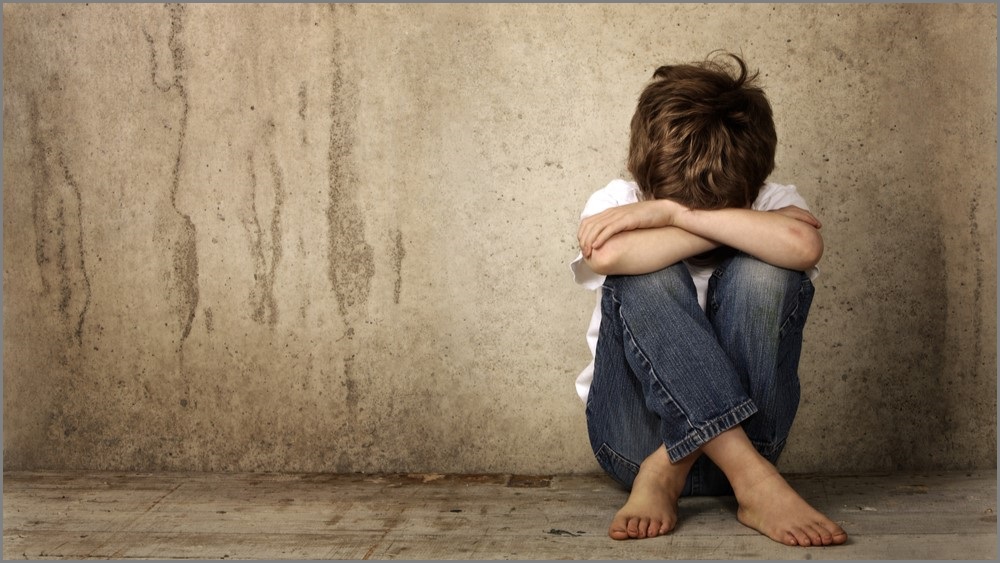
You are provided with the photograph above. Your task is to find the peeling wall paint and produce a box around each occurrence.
[2,3,995,474]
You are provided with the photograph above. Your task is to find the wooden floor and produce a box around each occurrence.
[3,470,996,560]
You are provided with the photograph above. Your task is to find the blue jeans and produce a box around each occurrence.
[586,253,814,496]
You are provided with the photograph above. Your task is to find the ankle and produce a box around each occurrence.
[722,453,779,489]
[639,453,670,474]
[637,448,695,489]
[730,463,784,502]
[635,445,674,474]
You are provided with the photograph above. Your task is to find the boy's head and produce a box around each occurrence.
[628,52,777,209]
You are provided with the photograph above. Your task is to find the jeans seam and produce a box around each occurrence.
[607,283,699,437]
[595,442,640,486]
[622,313,759,462]
[598,442,640,473]
[778,276,814,338]
[610,278,758,463]
[618,313,699,439]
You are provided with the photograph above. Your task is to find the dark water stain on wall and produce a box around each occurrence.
[967,196,983,376]
[246,123,286,327]
[298,83,308,120]
[318,7,377,472]
[326,38,374,322]
[342,354,359,407]
[298,82,308,145]
[29,97,92,348]
[391,229,405,304]
[145,4,200,348]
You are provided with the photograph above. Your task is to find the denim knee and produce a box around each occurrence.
[604,262,698,308]
[708,253,814,459]
[709,254,812,334]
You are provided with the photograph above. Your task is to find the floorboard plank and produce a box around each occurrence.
[4,470,996,560]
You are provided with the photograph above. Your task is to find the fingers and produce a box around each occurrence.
[577,217,601,257]
[577,203,645,256]
[577,214,603,256]
[796,213,821,228]
[796,210,822,229]
[577,201,677,258]
[577,213,619,257]
[772,205,822,229]
[591,217,621,251]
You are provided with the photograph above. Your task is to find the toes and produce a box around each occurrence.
[814,524,834,546]
[608,515,629,541]
[611,515,675,540]
[804,525,824,547]
[636,517,650,538]
[818,520,848,545]
[626,517,640,538]
[790,526,812,547]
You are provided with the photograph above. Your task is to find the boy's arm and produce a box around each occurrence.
[674,205,823,269]
[584,226,719,275]
[580,200,823,275]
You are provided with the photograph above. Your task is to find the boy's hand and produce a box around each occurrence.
[578,200,685,258]
[770,206,822,229]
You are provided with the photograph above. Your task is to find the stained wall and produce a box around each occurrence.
[3,3,996,473]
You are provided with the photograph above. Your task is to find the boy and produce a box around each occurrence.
[571,53,847,546]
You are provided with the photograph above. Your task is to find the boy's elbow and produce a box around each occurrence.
[585,246,620,275]
[792,225,824,270]
[799,240,823,270]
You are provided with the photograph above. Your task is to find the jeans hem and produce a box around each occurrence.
[665,399,758,462]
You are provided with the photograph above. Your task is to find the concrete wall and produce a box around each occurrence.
[3,3,996,474]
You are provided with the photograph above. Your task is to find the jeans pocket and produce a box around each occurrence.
[594,442,640,489]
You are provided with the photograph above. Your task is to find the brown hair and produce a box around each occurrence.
[627,52,777,209]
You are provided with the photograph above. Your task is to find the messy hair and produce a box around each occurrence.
[628,52,777,209]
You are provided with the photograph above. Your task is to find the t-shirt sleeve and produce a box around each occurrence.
[570,253,603,290]
[579,185,622,220]
[752,183,810,212]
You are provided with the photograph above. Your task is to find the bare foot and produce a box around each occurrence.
[735,470,848,547]
[608,446,694,540]
[699,426,847,547]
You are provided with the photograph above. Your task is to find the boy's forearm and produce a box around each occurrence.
[579,198,823,275]
[672,207,823,271]
[585,226,719,275]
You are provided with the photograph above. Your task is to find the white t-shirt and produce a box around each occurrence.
[569,179,820,404]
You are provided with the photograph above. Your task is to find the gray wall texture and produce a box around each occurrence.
[2,3,996,474]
